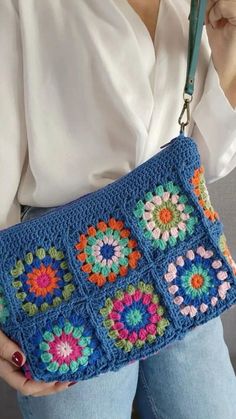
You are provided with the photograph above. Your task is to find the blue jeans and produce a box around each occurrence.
[17,207,236,419]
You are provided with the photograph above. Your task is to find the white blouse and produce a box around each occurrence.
[1,0,236,230]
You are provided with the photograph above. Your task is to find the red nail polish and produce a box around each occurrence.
[12,351,24,367]
[68,382,77,387]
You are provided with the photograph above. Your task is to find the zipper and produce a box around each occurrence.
[160,132,186,150]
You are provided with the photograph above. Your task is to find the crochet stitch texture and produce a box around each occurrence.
[0,133,235,382]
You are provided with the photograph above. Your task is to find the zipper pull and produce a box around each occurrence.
[160,133,185,150]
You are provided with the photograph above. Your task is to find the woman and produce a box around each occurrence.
[0,1,236,418]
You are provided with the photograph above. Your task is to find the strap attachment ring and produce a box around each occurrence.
[178,93,192,135]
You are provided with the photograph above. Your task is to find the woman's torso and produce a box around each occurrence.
[16,0,210,208]
[127,0,161,42]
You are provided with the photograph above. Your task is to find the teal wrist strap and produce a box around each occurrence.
[185,0,207,96]
[178,0,207,134]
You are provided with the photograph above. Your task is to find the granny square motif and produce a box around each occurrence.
[0,133,236,382]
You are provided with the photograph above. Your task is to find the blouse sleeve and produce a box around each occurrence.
[0,0,27,230]
[191,55,236,184]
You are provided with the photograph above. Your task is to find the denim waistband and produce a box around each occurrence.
[21,206,56,222]
[21,190,96,223]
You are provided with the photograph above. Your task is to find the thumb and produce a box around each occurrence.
[0,330,26,367]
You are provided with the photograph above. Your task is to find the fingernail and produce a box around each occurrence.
[68,382,77,387]
[12,351,24,367]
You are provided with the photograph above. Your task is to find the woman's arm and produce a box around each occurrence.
[0,0,27,230]
[190,0,236,183]
[206,0,236,107]
[191,55,236,183]
[0,0,72,397]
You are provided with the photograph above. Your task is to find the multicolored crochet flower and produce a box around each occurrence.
[11,247,75,316]
[75,218,141,287]
[0,286,10,324]
[164,246,231,318]
[191,166,219,222]
[219,234,236,276]
[34,317,99,375]
[133,181,198,250]
[100,282,170,352]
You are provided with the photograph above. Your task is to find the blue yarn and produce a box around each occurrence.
[0,134,235,383]
[175,254,224,306]
[43,256,52,266]
[100,244,115,259]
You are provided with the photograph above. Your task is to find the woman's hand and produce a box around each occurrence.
[0,330,75,397]
[205,0,236,107]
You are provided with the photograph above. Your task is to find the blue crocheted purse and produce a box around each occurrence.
[0,0,236,382]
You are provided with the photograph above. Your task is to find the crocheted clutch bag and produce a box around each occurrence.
[0,1,235,382]
[0,133,236,382]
